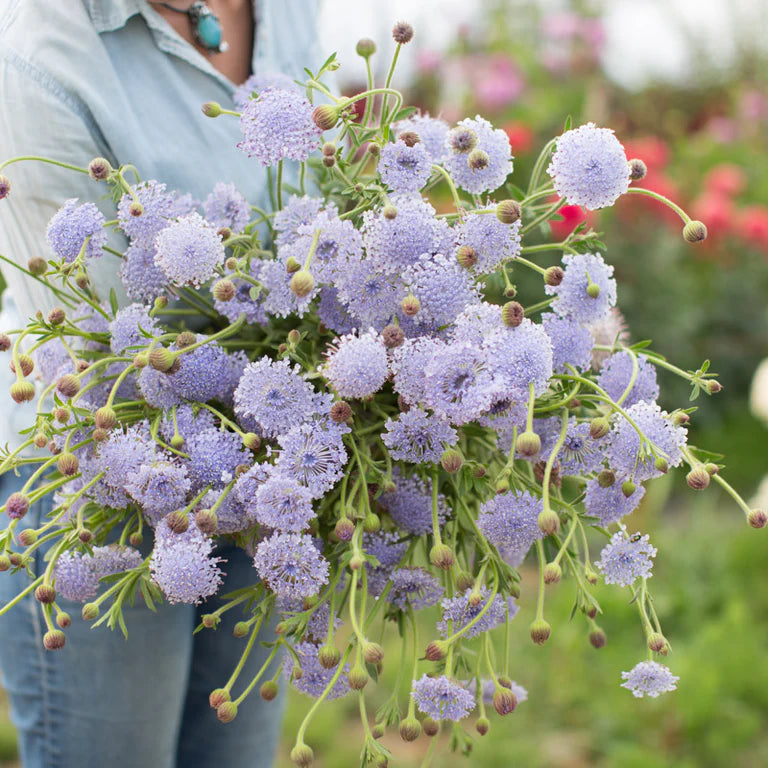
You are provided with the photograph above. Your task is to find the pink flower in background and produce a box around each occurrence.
[416,49,441,75]
[468,54,525,111]
[705,164,746,198]
[738,206,768,251]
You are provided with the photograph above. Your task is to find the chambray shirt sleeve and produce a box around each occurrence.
[0,60,124,322]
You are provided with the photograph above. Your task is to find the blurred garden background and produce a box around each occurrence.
[2,0,767,766]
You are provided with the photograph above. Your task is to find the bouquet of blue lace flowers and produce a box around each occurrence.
[0,21,763,768]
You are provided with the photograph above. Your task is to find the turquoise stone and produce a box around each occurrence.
[196,14,222,49]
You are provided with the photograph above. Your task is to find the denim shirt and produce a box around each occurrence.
[0,0,322,447]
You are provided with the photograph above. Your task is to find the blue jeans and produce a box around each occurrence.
[0,468,285,768]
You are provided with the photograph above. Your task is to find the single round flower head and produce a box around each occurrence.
[153,212,224,287]
[234,357,329,439]
[109,303,158,355]
[202,181,250,232]
[423,341,496,425]
[150,519,224,604]
[237,87,321,165]
[362,195,452,274]
[273,195,328,250]
[185,427,249,490]
[545,252,617,324]
[382,408,458,464]
[478,490,543,555]
[254,475,315,532]
[335,254,405,329]
[379,139,432,193]
[543,419,605,477]
[253,532,329,599]
[92,545,143,578]
[455,211,521,274]
[167,336,231,402]
[390,336,442,407]
[621,660,679,698]
[403,253,480,329]
[596,526,657,587]
[584,476,646,526]
[120,241,170,303]
[233,71,299,109]
[316,287,359,335]
[437,587,516,638]
[547,122,630,210]
[287,641,350,700]
[46,198,106,263]
[53,551,100,602]
[323,330,388,399]
[541,312,594,373]
[117,180,176,246]
[597,351,659,407]
[605,401,687,481]
[444,116,513,194]
[274,419,348,499]
[259,258,317,318]
[283,210,362,284]
[394,114,449,164]
[379,468,450,536]
[125,460,191,525]
[387,567,443,610]
[411,675,475,722]
[138,366,183,409]
[484,319,554,400]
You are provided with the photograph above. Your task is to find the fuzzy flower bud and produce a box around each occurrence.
[392,21,414,44]
[621,479,637,498]
[5,492,30,520]
[88,157,112,180]
[590,628,607,648]
[648,632,668,654]
[330,401,353,424]
[217,701,238,723]
[56,452,79,476]
[348,665,369,690]
[334,517,355,542]
[530,618,551,645]
[47,308,65,326]
[748,509,767,529]
[544,265,564,286]
[422,718,439,737]
[476,717,490,736]
[496,199,521,224]
[56,612,72,629]
[538,509,560,536]
[502,300,524,327]
[35,584,56,604]
[290,270,315,298]
[589,416,610,439]
[424,640,448,661]
[356,37,376,57]
[456,245,478,269]
[194,509,218,536]
[202,101,222,118]
[149,347,175,372]
[429,543,454,570]
[467,148,489,171]
[516,430,541,457]
[381,324,405,349]
[312,104,340,132]
[82,603,99,621]
[290,744,314,767]
[399,717,421,742]
[543,562,561,584]
[213,279,236,302]
[10,380,35,403]
[28,257,47,275]
[318,644,341,669]
[682,220,707,243]
[628,158,647,181]
[0,174,10,199]
[209,688,230,709]
[686,467,710,490]
[401,294,421,317]
[440,448,463,474]
[493,688,517,715]
[363,642,384,665]
[43,630,66,651]
[165,511,189,534]
[260,680,279,701]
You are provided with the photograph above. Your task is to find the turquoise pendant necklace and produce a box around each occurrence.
[151,1,229,53]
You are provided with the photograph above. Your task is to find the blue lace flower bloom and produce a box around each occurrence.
[202,181,250,232]
[547,123,630,210]
[138,366,183,409]
[605,401,687,481]
[237,88,321,165]
[596,526,657,587]
[450,302,504,347]
[394,114,449,163]
[150,519,224,604]
[411,675,475,722]
[120,242,170,303]
[154,212,225,288]
[117,180,176,246]
[287,641,350,700]
[46,198,106,263]
[55,546,142,603]
[379,139,432,193]
[542,419,605,477]
[233,72,300,109]
[541,312,594,373]
[378,468,450,536]
[382,409,458,464]
[584,476,646,526]
[254,475,315,532]
[253,532,329,599]
[273,195,328,250]
[597,351,659,408]
[109,303,158,355]
[390,337,442,407]
[335,256,404,330]
[387,567,443,610]
[185,427,249,490]
[125,461,191,525]
[323,331,388,399]
[621,661,679,698]
[477,490,543,555]
[455,211,521,274]
[259,258,317,318]
[167,336,231,402]
[545,252,617,324]
[437,587,517,639]
[444,116,513,194]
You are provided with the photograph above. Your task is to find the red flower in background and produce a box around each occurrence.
[503,121,534,154]
[738,206,768,251]
[704,164,746,198]
[549,203,590,239]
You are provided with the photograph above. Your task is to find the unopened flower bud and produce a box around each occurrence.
[217,701,238,723]
[78,528,93,543]
[648,632,668,654]
[128,532,143,547]
[590,628,607,649]
[194,508,218,536]
[363,641,384,665]
[56,452,79,476]
[467,148,489,171]
[5,492,30,520]
[290,743,314,767]
[593,470,614,488]
[544,266,564,286]
[748,509,767,529]
[318,643,340,669]
[349,554,365,571]
[0,334,11,351]
[88,157,112,180]
[10,380,35,403]
[47,307,66,326]
[686,467,710,490]
[382,204,397,219]
[538,509,560,536]
[628,158,647,181]
[56,612,72,629]
[35,584,56,604]
[209,688,230,709]
[165,511,189,534]
[399,717,421,742]
[456,245,478,269]
[233,621,250,638]
[401,294,420,317]
[149,347,175,372]
[82,603,99,621]
[530,618,551,645]
[33,432,48,448]
[312,104,340,131]
[429,543,454,570]
[397,131,420,149]
[682,220,707,243]
[705,379,722,394]
[202,101,222,118]
[589,416,610,439]
[586,282,600,299]
[496,199,521,224]
[93,406,117,431]
[18,528,37,546]
[449,127,477,154]
[672,411,690,426]
[10,354,34,377]
[543,562,561,584]
[290,270,314,298]
[333,516,355,544]
[367,142,381,157]
[43,630,66,650]
[0,555,10,572]
[392,21,414,44]
[241,432,261,452]
[322,154,335,168]
[27,256,47,275]
[422,717,439,737]
[476,717,490,736]
[0,174,10,199]
[440,448,463,473]
[424,640,448,661]
[654,456,669,474]
[348,665,369,690]
[493,688,517,715]
[621,479,636,498]
[213,279,235,302]
[516,430,541,457]
[356,37,376,57]
[381,324,405,349]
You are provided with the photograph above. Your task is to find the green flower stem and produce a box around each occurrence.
[520,241,568,255]
[275,160,284,211]
[442,564,499,648]
[520,197,566,236]
[0,575,45,618]
[361,55,375,128]
[526,138,557,196]
[171,313,247,360]
[516,255,548,276]
[543,410,570,517]
[0,155,89,175]
[232,639,282,706]
[535,540,547,622]
[712,472,753,519]
[348,566,367,646]
[432,164,465,213]
[380,46,403,129]
[616,348,640,406]
[431,469,442,546]
[0,439,36,475]
[406,604,420,719]
[625,187,691,223]
[482,631,501,687]
[523,297,555,317]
